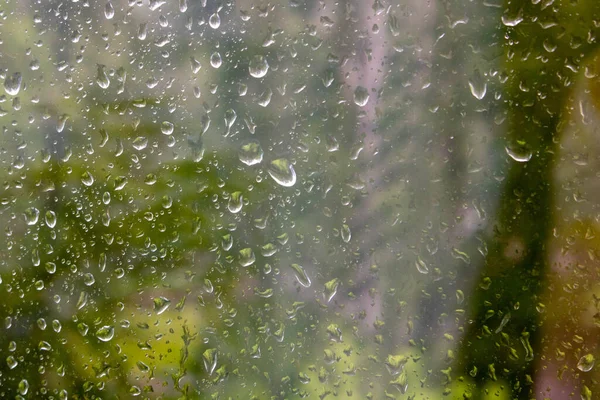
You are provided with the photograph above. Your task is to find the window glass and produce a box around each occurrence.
[1,0,600,399]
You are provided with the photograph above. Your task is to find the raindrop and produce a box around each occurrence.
[291,264,311,287]
[341,224,351,243]
[210,52,222,68]
[190,56,201,73]
[96,325,114,342]
[161,121,174,135]
[81,171,94,186]
[238,140,263,166]
[4,72,22,96]
[18,379,29,395]
[153,296,171,315]
[239,248,256,267]
[24,207,39,225]
[415,256,429,274]
[249,55,269,78]
[209,13,221,29]
[227,192,243,213]
[203,348,218,375]
[268,159,296,187]
[468,70,487,100]
[132,136,148,150]
[45,210,57,228]
[353,86,369,107]
[578,354,595,372]
[324,278,340,302]
[505,141,532,163]
[104,2,115,19]
[96,65,110,89]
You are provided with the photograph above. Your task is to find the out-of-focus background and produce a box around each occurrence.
[1,0,600,398]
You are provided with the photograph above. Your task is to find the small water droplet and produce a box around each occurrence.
[353,86,369,107]
[18,379,29,395]
[324,278,340,302]
[203,348,218,375]
[249,55,269,78]
[341,224,351,243]
[268,159,296,187]
[132,136,148,150]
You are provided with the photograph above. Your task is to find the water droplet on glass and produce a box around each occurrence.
[239,248,256,267]
[96,65,110,89]
[132,136,148,150]
[353,86,369,107]
[190,56,201,73]
[291,264,311,287]
[96,325,114,342]
[227,191,243,213]
[468,70,487,100]
[6,356,17,369]
[161,121,174,135]
[153,296,171,315]
[341,224,351,243]
[324,278,340,302]
[45,210,57,228]
[18,379,29,395]
[81,171,94,186]
[24,207,39,225]
[268,159,296,187]
[4,72,22,96]
[104,1,115,19]
[249,55,269,78]
[415,256,429,274]
[210,52,222,68]
[203,348,218,375]
[209,13,221,29]
[238,140,263,166]
[45,262,57,274]
[578,354,595,372]
[505,141,533,163]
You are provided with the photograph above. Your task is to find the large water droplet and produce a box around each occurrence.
[96,325,114,342]
[324,278,340,302]
[353,86,369,107]
[415,256,429,274]
[341,224,351,243]
[291,264,311,287]
[227,192,243,213]
[238,140,263,166]
[81,171,94,186]
[104,1,115,19]
[18,379,29,395]
[210,52,222,68]
[4,72,22,96]
[161,121,174,135]
[249,55,269,78]
[45,210,57,228]
[24,207,39,225]
[203,348,218,375]
[505,141,532,163]
[268,159,296,187]
[239,248,256,267]
[96,65,110,89]
[468,70,487,100]
[209,13,221,29]
[153,296,171,314]
[578,354,595,372]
